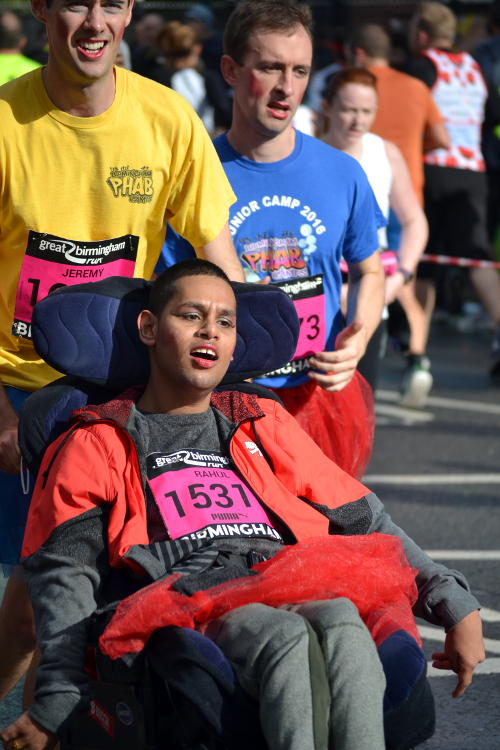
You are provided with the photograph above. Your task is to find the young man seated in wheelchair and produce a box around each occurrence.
[1,259,484,750]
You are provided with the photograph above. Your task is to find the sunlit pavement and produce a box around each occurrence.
[369,320,500,749]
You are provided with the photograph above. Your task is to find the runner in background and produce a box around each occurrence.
[319,67,428,394]
[408,1,500,385]
[129,10,168,84]
[348,23,449,406]
[159,0,385,480]
[158,21,215,133]
[0,0,243,706]
[183,2,233,133]
[158,20,232,137]
[0,11,41,85]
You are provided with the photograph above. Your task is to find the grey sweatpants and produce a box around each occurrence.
[205,597,386,750]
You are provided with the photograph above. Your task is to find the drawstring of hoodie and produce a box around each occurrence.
[20,456,31,495]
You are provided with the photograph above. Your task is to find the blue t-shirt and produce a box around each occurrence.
[159,130,383,388]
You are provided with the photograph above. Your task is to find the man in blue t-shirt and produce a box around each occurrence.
[160,0,385,476]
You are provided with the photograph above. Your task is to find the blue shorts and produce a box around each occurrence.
[0,386,34,568]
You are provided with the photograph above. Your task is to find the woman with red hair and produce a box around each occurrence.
[321,68,429,397]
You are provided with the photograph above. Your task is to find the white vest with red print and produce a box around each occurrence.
[423,48,487,171]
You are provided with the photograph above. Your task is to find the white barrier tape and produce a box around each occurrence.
[422,253,500,269]
[341,253,500,274]
[340,255,500,276]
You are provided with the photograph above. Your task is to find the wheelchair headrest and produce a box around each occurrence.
[31,276,299,387]
[20,277,299,475]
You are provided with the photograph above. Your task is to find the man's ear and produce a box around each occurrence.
[31,0,48,24]
[220,54,239,87]
[124,0,134,28]
[137,310,158,347]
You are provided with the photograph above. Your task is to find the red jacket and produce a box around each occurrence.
[21,388,478,735]
[22,388,371,569]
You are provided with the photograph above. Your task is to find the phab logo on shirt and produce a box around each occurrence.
[106,165,154,203]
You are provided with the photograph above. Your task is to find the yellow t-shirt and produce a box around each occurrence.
[0,67,235,391]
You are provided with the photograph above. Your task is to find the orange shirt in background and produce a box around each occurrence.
[368,64,444,205]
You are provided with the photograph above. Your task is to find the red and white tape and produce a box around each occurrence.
[422,254,500,270]
[340,253,500,274]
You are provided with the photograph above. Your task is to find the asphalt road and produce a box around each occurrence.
[367,317,500,750]
[1,316,499,748]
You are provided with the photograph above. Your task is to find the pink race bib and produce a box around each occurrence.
[264,274,326,379]
[277,275,326,360]
[147,449,282,543]
[12,231,139,340]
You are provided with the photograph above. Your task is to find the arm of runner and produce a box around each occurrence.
[423,121,450,153]
[308,250,384,392]
[0,384,21,474]
[431,609,485,697]
[195,222,244,281]
[423,87,450,152]
[384,141,428,304]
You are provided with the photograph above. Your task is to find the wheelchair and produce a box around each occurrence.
[20,277,435,750]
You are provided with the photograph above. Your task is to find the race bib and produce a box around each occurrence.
[12,231,139,340]
[264,274,326,379]
[147,449,282,543]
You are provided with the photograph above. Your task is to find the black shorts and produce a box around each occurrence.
[418,165,492,280]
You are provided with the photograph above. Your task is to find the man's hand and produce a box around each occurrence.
[307,321,367,392]
[1,712,56,750]
[0,397,20,474]
[431,610,485,697]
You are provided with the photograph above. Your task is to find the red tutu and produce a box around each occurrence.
[100,534,419,660]
[271,371,375,479]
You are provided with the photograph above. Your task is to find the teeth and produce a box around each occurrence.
[81,42,105,51]
[192,348,216,359]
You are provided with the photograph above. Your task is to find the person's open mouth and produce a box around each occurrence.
[77,39,107,60]
[190,346,219,369]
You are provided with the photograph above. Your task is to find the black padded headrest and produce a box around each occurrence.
[20,278,299,475]
[31,277,300,387]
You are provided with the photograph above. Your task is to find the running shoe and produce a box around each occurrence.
[400,354,433,409]
[490,328,500,383]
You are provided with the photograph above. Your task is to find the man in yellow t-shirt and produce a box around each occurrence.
[0,0,243,702]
